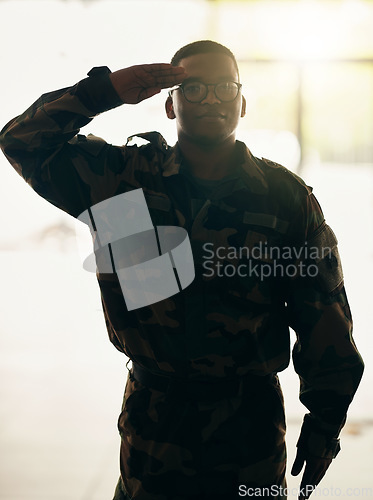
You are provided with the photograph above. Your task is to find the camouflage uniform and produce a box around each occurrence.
[0,66,364,500]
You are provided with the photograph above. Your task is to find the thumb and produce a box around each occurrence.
[291,450,306,476]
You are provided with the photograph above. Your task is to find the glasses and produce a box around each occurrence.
[170,80,242,103]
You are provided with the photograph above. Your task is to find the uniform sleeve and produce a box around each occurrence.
[0,66,125,218]
[285,191,364,458]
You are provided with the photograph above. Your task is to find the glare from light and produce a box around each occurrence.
[266,3,344,61]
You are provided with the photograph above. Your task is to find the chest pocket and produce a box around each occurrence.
[243,212,289,235]
[228,213,289,303]
[143,193,175,226]
[240,211,290,264]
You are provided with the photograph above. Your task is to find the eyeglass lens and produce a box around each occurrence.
[182,82,239,102]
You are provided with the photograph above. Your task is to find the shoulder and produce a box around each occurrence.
[69,131,170,157]
[125,131,172,166]
[251,156,324,237]
[258,157,313,197]
[69,133,109,157]
[126,131,169,153]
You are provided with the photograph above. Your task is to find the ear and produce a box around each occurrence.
[165,95,176,120]
[240,95,246,118]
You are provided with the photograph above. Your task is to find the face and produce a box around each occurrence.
[166,53,246,146]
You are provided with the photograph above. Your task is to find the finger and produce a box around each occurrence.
[137,68,187,89]
[302,457,332,487]
[306,463,330,489]
[150,71,187,82]
[299,470,314,499]
[291,452,305,476]
[299,459,331,500]
[143,63,186,72]
[153,75,186,86]
[299,483,316,500]
[144,65,187,78]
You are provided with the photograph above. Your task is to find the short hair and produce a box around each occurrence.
[171,40,239,78]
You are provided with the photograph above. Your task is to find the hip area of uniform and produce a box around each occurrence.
[238,484,316,497]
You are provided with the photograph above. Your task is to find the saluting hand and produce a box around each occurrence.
[109,63,187,104]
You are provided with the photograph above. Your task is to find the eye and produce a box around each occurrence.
[184,82,204,95]
[217,82,237,93]
[215,82,240,101]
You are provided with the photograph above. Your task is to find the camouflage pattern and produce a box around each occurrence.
[0,67,364,499]
[115,372,286,499]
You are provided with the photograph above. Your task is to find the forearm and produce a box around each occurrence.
[285,196,364,456]
[0,66,123,181]
[293,288,363,418]
[291,284,364,458]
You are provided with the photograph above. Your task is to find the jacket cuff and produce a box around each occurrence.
[74,66,124,115]
[296,414,341,459]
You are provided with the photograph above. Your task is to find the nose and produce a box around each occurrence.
[201,85,221,105]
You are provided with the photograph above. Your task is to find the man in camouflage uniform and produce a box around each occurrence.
[0,41,364,500]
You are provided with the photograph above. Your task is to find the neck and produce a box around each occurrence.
[177,134,237,180]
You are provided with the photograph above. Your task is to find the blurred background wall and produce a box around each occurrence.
[0,1,372,498]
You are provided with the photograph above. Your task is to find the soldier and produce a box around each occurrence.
[0,40,364,500]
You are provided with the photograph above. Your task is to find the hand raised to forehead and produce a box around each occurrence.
[109,64,187,104]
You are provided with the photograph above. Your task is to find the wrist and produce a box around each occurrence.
[297,414,341,459]
[75,66,123,115]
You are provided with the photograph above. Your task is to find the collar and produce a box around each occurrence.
[162,140,268,195]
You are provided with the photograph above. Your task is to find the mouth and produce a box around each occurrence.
[197,113,225,120]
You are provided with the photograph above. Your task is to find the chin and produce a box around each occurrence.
[192,132,231,147]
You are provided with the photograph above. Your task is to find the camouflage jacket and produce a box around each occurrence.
[0,66,364,457]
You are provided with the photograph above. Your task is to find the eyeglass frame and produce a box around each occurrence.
[168,80,243,103]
